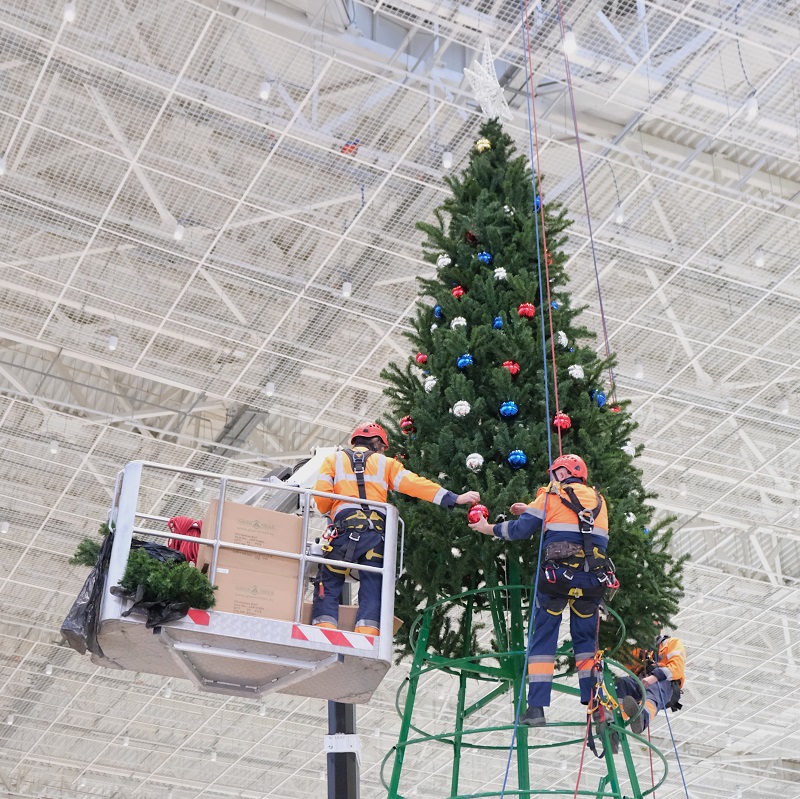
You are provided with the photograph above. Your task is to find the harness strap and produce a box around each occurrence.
[344,449,373,512]
[560,485,605,573]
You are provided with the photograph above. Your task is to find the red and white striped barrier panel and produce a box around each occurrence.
[291,624,376,650]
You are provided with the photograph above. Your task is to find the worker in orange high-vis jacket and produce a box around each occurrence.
[312,422,479,636]
[616,632,686,733]
[468,454,617,727]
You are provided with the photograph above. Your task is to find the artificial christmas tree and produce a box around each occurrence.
[382,118,685,659]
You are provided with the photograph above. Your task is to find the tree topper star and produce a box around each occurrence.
[463,41,513,122]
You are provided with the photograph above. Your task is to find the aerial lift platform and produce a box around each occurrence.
[91,455,402,704]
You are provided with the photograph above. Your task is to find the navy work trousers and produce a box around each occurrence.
[527,570,603,707]
[311,527,385,630]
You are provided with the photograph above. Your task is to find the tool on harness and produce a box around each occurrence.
[585,650,618,759]
[320,523,338,553]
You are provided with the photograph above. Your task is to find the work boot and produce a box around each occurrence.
[314,622,338,630]
[519,706,546,727]
[623,696,646,734]
[354,625,379,636]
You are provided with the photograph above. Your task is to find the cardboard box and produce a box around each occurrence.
[197,501,305,621]
[212,566,300,621]
[301,601,403,635]
[197,500,303,574]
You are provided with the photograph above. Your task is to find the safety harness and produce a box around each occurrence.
[321,449,386,565]
[541,483,619,603]
[643,639,683,712]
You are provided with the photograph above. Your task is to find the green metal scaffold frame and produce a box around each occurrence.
[382,564,668,798]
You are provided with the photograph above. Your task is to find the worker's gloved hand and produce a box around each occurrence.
[509,502,528,515]
[468,517,494,536]
[456,490,481,505]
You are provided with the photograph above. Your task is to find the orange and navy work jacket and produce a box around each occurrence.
[633,636,686,688]
[492,479,610,552]
[313,447,457,520]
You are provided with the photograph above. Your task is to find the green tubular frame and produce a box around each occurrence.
[383,569,668,799]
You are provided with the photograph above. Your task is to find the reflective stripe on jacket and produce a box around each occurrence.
[493,480,609,550]
[313,447,457,519]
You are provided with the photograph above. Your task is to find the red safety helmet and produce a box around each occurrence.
[550,453,588,482]
[350,422,389,448]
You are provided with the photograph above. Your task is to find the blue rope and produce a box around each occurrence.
[498,2,556,794]
[656,680,691,799]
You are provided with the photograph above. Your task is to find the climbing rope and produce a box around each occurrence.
[499,0,631,790]
[497,490,550,799]
[647,726,656,799]
[553,0,618,402]
[571,714,591,799]
[656,680,691,799]
[497,3,561,782]
[521,0,564,455]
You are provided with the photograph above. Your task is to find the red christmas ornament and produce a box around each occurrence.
[400,415,415,434]
[451,285,465,298]
[545,250,553,267]
[553,411,572,430]
[611,405,621,413]
[394,452,408,461]
[415,352,428,365]
[467,504,490,524]
[465,231,478,246]
[517,302,536,318]
[502,360,521,376]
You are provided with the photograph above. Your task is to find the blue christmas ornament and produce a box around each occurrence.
[569,347,574,353]
[457,353,474,369]
[596,391,607,408]
[508,449,527,469]
[551,300,560,310]
[434,305,444,319]
[477,250,493,265]
[643,527,650,536]
[534,195,541,211]
[499,401,519,417]
[493,316,503,329]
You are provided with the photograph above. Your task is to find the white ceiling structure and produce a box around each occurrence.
[1,0,800,797]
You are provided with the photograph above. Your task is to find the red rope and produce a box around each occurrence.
[572,715,591,799]
[648,725,656,798]
[521,0,563,455]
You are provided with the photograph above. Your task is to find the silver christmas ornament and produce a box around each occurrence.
[466,452,484,472]
[452,400,471,417]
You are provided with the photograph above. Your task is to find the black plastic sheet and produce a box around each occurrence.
[61,530,114,656]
